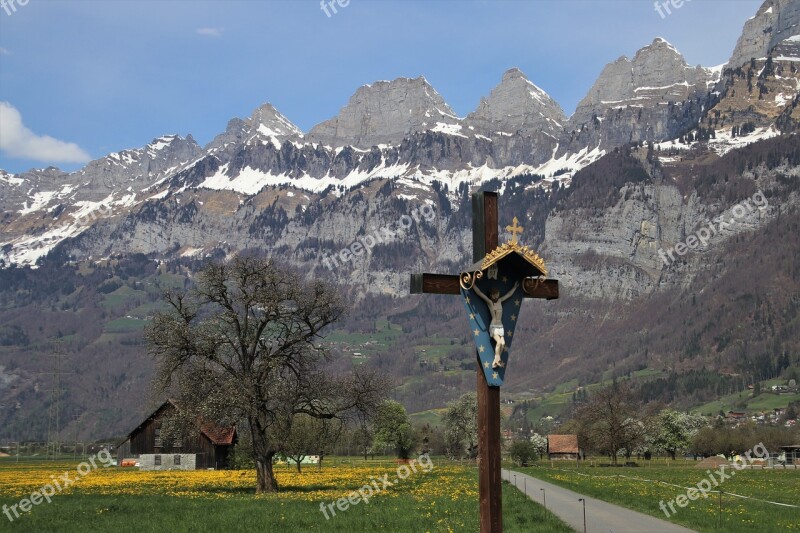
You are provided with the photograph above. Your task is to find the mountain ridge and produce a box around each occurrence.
[1,0,798,276]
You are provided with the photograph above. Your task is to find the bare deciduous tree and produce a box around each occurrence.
[145,256,388,492]
[283,414,343,472]
[574,381,641,465]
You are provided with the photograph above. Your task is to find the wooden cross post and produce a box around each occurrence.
[410,191,559,533]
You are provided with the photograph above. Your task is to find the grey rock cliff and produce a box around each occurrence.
[569,38,716,129]
[307,77,461,148]
[465,67,566,138]
[561,38,719,152]
[727,0,800,69]
[75,135,202,199]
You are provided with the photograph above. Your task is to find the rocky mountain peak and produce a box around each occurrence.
[70,133,202,195]
[501,67,526,83]
[249,103,304,140]
[207,103,302,152]
[633,38,686,70]
[643,37,680,55]
[569,38,716,128]
[145,134,191,152]
[465,67,566,137]
[306,76,460,148]
[727,0,800,70]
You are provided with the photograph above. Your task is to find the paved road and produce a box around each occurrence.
[502,469,696,533]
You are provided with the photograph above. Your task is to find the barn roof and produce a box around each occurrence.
[124,401,174,439]
[547,434,579,454]
[126,399,236,446]
[200,423,237,446]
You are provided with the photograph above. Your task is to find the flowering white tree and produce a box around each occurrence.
[648,409,708,459]
[530,433,547,459]
[443,393,478,459]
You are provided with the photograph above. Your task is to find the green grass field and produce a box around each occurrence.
[0,459,571,532]
[100,285,147,311]
[518,461,800,532]
[694,390,800,416]
[520,368,671,423]
[103,317,147,333]
[409,408,446,427]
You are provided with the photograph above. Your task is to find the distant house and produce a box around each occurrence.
[726,411,747,424]
[780,445,800,465]
[117,400,236,470]
[547,434,580,460]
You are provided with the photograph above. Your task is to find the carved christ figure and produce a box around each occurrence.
[473,281,519,369]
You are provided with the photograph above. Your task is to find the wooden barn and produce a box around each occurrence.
[547,434,581,461]
[117,400,236,470]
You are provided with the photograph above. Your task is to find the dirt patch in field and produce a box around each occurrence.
[695,456,728,468]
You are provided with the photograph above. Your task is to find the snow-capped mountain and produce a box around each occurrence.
[559,38,723,153]
[569,38,720,129]
[206,103,304,154]
[1,0,798,281]
[0,135,201,264]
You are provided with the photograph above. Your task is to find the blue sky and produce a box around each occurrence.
[0,0,763,174]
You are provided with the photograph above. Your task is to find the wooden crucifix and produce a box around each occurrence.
[410,190,559,533]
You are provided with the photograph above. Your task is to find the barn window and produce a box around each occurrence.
[154,455,161,466]
[154,427,162,448]
[174,455,181,465]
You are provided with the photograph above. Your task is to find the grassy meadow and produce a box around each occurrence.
[517,460,800,532]
[0,458,571,532]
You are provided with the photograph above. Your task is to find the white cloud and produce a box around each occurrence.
[0,102,91,164]
[0,48,10,55]
[196,27,224,37]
